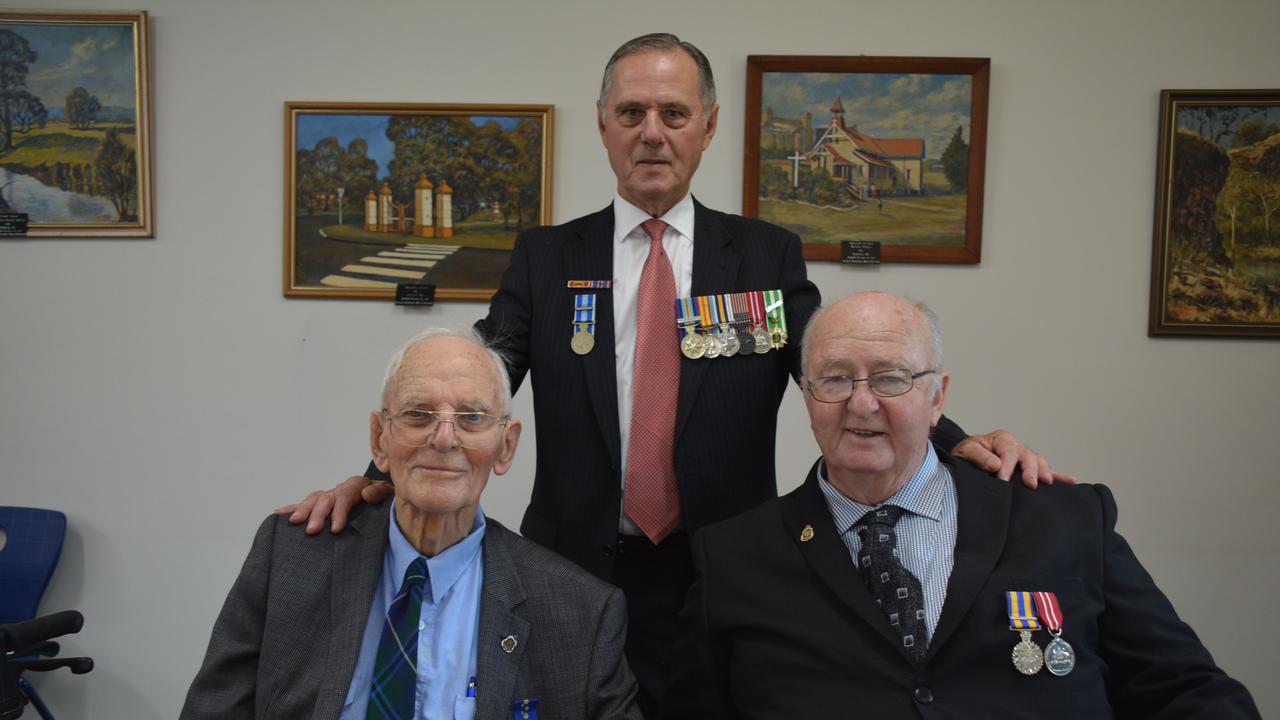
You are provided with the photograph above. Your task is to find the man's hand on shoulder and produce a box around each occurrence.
[273,475,395,534]
[951,429,1077,489]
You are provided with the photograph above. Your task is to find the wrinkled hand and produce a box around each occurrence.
[274,475,395,535]
[951,429,1077,489]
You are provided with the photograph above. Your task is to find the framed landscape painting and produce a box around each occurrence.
[0,11,153,237]
[1149,89,1280,338]
[744,56,988,263]
[285,102,554,301]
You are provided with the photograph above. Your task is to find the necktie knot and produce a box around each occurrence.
[855,505,906,534]
[641,218,668,246]
[398,556,429,598]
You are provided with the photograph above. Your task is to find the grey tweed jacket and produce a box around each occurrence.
[181,501,641,719]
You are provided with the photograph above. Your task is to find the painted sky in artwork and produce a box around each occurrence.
[762,72,972,160]
[1175,106,1280,147]
[296,115,524,176]
[8,22,137,108]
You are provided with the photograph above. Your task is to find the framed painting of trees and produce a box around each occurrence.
[285,102,554,301]
[0,11,153,237]
[743,56,988,263]
[1149,90,1280,337]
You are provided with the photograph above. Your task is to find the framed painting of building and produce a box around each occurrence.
[284,102,554,301]
[1149,89,1280,338]
[744,56,988,263]
[0,10,154,238]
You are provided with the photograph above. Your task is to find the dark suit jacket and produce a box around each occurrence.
[661,447,1259,719]
[181,502,641,720]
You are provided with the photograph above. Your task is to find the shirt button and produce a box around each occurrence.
[914,686,934,704]
[418,620,425,631]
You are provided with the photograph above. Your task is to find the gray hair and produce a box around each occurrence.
[380,327,513,415]
[800,293,945,396]
[598,33,717,122]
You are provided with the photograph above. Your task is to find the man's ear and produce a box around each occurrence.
[491,419,522,476]
[370,411,391,474]
[597,102,607,140]
[929,373,950,427]
[701,103,719,149]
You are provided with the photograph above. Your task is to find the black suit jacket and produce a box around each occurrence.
[661,447,1259,719]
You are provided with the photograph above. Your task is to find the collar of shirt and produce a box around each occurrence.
[387,499,487,603]
[612,192,695,250]
[817,443,945,531]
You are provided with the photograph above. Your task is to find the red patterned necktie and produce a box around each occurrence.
[623,218,681,544]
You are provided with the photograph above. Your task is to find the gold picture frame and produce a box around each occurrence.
[285,102,554,301]
[0,10,154,238]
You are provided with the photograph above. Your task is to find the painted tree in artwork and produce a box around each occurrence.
[95,128,137,221]
[0,29,38,151]
[12,92,46,133]
[64,86,102,131]
[941,126,968,192]
[1170,129,1230,266]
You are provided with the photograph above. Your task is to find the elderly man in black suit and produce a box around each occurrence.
[280,35,1068,716]
[659,291,1259,719]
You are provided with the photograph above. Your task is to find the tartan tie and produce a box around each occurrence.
[367,556,428,719]
[623,218,682,544]
[854,506,928,663]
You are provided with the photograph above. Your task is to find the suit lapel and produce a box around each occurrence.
[565,205,623,471]
[314,504,388,717]
[779,461,912,658]
[676,200,741,439]
[926,450,1011,660]
[475,523,532,719]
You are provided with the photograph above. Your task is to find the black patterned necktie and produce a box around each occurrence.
[853,505,927,663]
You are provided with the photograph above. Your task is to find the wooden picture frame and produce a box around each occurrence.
[0,10,154,238]
[285,102,554,301]
[743,56,988,263]
[1148,89,1280,338]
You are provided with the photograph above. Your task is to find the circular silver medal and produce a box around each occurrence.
[1044,635,1075,676]
[1011,632,1043,675]
[571,329,595,355]
[752,328,770,354]
[720,329,740,357]
[703,333,723,359]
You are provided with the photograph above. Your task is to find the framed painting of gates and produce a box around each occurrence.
[744,56,988,263]
[1149,89,1280,338]
[0,11,154,238]
[285,102,554,301]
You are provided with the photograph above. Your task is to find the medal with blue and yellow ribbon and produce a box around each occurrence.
[676,297,706,359]
[1006,590,1044,675]
[571,293,595,355]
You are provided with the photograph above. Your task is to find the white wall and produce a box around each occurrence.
[2,0,1277,716]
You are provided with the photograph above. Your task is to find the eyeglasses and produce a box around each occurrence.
[805,368,937,403]
[381,409,509,449]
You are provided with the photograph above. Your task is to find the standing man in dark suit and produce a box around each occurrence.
[280,34,1067,715]
[184,329,641,720]
[660,291,1258,719]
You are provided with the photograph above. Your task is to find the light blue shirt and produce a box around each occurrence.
[341,501,486,720]
[817,443,957,639]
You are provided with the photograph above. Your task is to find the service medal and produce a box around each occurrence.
[571,328,595,355]
[1006,591,1043,675]
[1012,631,1044,675]
[737,330,756,354]
[1032,591,1075,676]
[680,333,706,359]
[720,328,740,356]
[703,332,723,359]
[1044,636,1075,676]
[752,327,770,354]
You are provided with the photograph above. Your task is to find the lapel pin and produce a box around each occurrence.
[800,524,814,542]
[501,634,518,653]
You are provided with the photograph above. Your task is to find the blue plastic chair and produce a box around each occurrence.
[0,508,67,627]
[0,507,81,720]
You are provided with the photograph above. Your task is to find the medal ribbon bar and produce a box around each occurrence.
[1031,592,1063,633]
[1006,591,1041,631]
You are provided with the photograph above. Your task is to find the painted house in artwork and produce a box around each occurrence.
[807,96,926,199]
